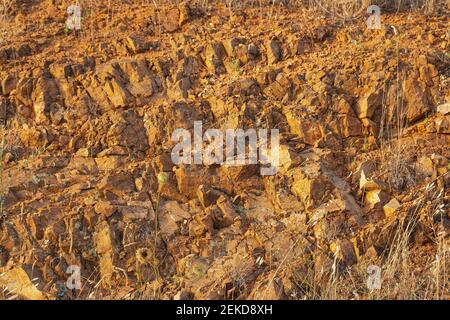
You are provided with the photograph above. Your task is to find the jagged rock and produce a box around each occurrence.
[414,156,436,181]
[290,163,331,209]
[95,156,125,171]
[355,88,382,119]
[84,59,159,110]
[206,42,227,75]
[159,201,191,239]
[434,115,450,134]
[330,239,358,266]
[250,273,287,299]
[174,165,233,199]
[31,75,63,123]
[353,160,377,185]
[27,215,47,240]
[43,220,66,244]
[161,8,181,32]
[227,78,260,97]
[403,77,431,123]
[263,72,291,100]
[0,267,47,300]
[213,196,239,228]
[223,37,247,58]
[359,170,386,191]
[189,213,214,237]
[19,126,48,148]
[383,198,401,219]
[338,115,363,137]
[125,36,149,54]
[266,38,282,65]
[186,255,259,299]
[97,173,136,198]
[284,108,323,145]
[120,204,150,221]
[248,43,260,60]
[93,221,116,286]
[102,78,132,108]
[276,145,299,175]
[1,1,448,301]
[197,185,222,209]
[1,74,17,95]
[94,201,117,217]
[364,189,389,209]
[106,110,149,151]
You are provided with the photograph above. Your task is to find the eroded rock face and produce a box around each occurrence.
[0,1,448,301]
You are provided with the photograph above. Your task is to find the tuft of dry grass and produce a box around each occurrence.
[0,0,14,17]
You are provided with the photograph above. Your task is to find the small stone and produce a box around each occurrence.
[364,189,389,209]
[27,215,47,240]
[356,89,382,119]
[126,36,148,54]
[266,38,282,65]
[178,2,191,26]
[174,290,191,300]
[76,148,90,157]
[197,185,221,209]
[162,8,180,32]
[416,156,435,177]
[330,239,358,266]
[214,196,238,228]
[120,206,148,221]
[383,198,401,219]
[359,170,381,191]
[94,201,117,217]
[97,173,136,197]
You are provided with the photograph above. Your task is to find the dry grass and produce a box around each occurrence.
[288,216,448,299]
[370,183,448,299]
[0,0,14,20]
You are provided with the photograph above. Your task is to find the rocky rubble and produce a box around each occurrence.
[0,1,448,300]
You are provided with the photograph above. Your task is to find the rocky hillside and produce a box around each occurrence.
[0,0,449,299]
